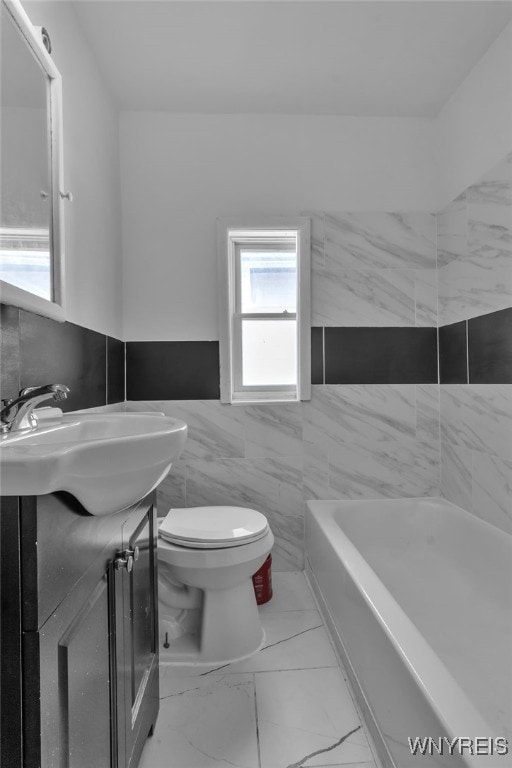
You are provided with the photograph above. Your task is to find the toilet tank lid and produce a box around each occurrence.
[159,505,269,544]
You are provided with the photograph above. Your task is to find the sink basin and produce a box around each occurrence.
[0,412,187,515]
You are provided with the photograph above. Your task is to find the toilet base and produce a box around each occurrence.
[159,579,265,666]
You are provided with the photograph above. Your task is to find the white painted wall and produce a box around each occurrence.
[120,114,435,340]
[434,21,512,209]
[23,1,123,339]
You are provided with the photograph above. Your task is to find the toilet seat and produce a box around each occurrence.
[159,506,269,549]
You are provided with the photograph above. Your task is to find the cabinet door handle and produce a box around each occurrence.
[114,554,134,572]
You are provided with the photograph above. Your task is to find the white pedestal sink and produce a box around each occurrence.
[0,412,187,515]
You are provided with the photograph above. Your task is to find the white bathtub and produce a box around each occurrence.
[305,498,512,768]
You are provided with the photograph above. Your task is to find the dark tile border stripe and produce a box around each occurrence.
[439,321,468,384]
[4,303,510,405]
[126,341,220,400]
[311,327,324,385]
[468,307,512,384]
[0,302,125,408]
[0,304,21,399]
[107,336,126,404]
[324,327,438,384]
[19,310,107,411]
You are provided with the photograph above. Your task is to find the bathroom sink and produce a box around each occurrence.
[0,412,187,515]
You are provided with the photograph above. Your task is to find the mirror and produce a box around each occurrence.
[0,0,65,320]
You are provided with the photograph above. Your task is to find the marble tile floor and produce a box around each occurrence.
[139,571,380,768]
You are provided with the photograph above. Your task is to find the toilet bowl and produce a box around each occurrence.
[158,505,274,665]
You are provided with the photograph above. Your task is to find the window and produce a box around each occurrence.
[217,219,311,403]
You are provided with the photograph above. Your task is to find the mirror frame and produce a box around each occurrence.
[1,0,65,321]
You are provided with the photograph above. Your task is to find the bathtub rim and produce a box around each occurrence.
[305,498,500,768]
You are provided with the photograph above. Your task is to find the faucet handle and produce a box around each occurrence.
[50,384,70,402]
[19,384,69,401]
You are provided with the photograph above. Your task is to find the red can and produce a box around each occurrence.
[252,554,273,605]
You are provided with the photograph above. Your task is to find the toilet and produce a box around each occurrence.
[157,505,274,665]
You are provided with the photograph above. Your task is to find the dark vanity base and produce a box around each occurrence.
[0,491,159,768]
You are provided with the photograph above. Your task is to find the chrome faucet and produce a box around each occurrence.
[0,384,70,433]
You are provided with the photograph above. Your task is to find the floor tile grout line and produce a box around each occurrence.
[260,605,317,613]
[159,664,342,690]
[198,623,326,676]
[158,677,253,702]
[253,672,262,768]
[182,662,341,680]
[159,684,204,701]
[258,624,324,651]
[313,764,376,768]
[252,664,340,676]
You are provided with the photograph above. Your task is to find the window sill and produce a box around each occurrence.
[229,392,300,405]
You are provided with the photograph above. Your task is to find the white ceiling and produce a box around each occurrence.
[73,1,512,116]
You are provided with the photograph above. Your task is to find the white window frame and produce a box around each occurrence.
[217,217,311,404]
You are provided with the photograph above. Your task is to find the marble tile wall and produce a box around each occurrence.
[309,211,437,327]
[126,384,440,570]
[440,385,512,534]
[438,152,512,327]
[438,153,512,534]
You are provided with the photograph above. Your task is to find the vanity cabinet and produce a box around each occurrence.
[0,491,159,768]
